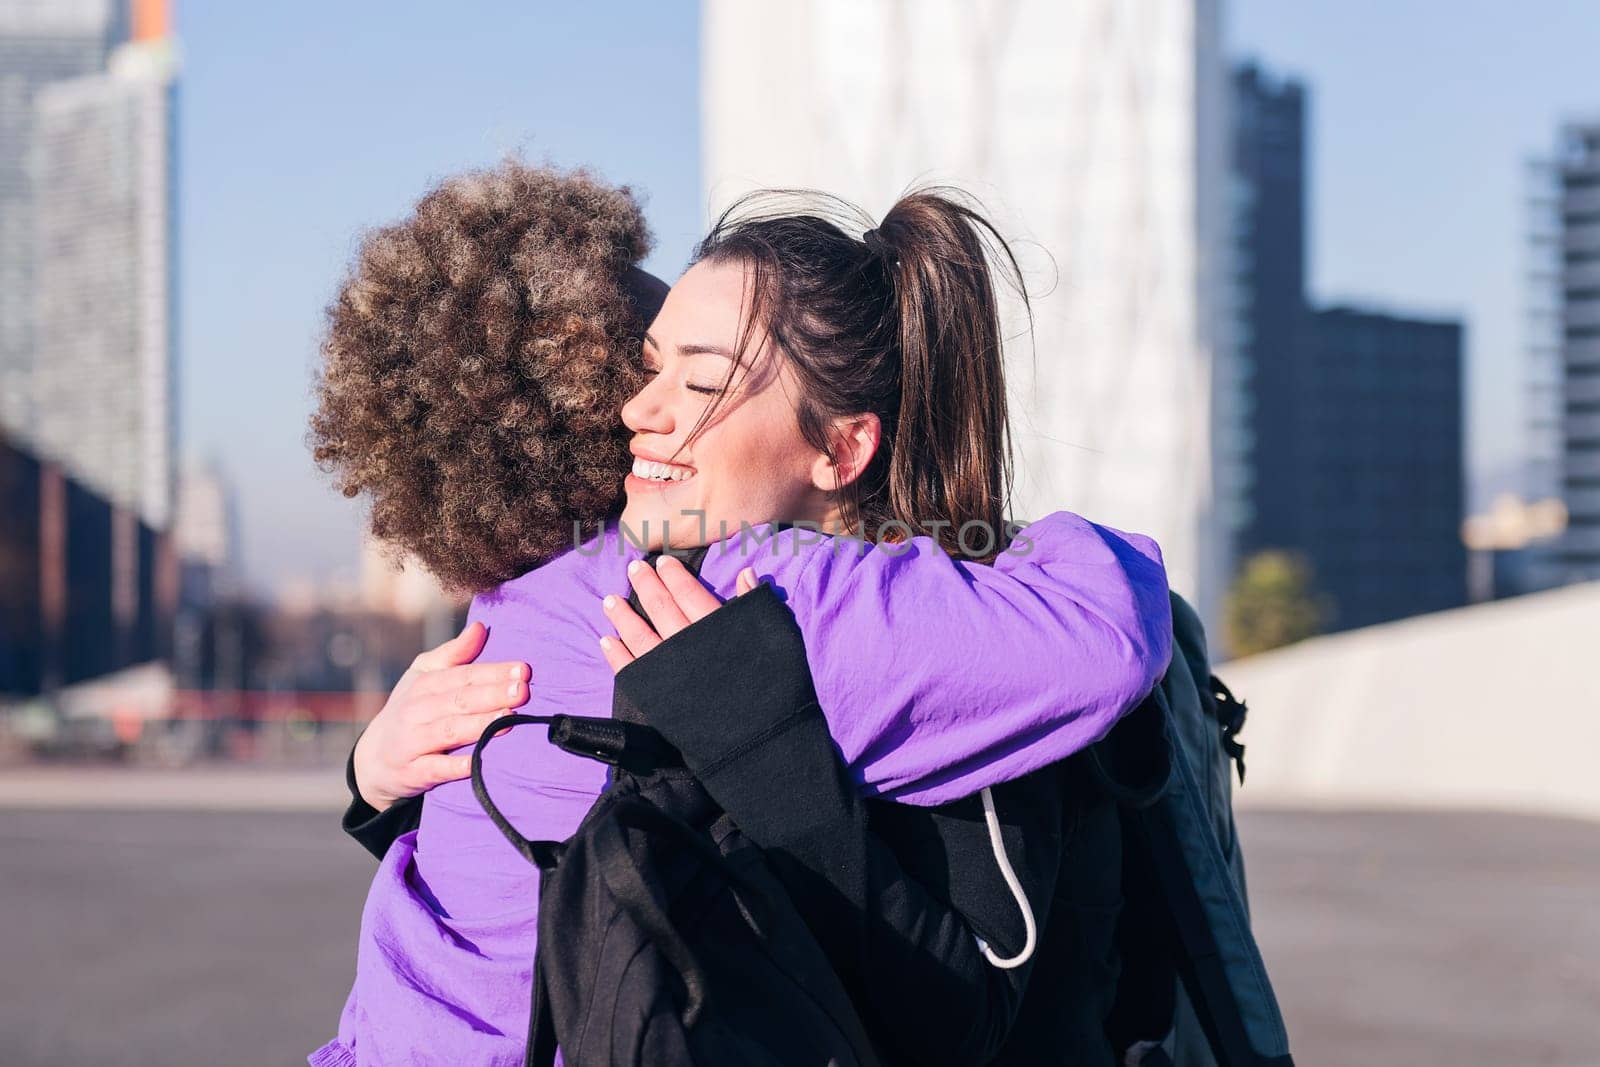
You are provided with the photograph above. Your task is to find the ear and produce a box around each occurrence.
[810,413,881,493]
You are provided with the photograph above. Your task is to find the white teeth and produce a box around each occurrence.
[632,458,693,482]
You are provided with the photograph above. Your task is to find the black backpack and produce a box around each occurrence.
[1093,592,1293,1067]
[470,710,881,1067]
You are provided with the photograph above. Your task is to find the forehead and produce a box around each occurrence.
[654,260,751,345]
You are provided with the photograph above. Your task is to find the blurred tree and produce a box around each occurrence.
[1224,550,1332,658]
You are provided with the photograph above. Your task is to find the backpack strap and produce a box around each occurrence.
[1124,688,1293,1066]
[470,714,566,870]
[1131,792,1286,1066]
[469,712,684,870]
[1208,675,1249,785]
[1089,684,1292,1066]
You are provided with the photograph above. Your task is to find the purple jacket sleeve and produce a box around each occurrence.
[693,511,1174,806]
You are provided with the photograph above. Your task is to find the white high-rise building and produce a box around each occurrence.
[702,0,1232,624]
[29,16,177,528]
[174,459,238,573]
[0,0,123,440]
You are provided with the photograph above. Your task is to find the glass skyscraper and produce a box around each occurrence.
[1227,63,1306,561]
[1553,123,1600,580]
[1230,61,1466,632]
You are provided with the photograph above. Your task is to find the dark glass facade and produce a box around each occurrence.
[1300,309,1467,630]
[1231,63,1308,557]
[1232,62,1467,633]
[0,433,169,695]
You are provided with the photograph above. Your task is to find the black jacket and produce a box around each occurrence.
[342,585,1122,1064]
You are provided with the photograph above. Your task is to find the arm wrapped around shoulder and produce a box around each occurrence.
[776,511,1174,805]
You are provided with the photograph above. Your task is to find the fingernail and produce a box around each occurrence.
[602,594,618,609]
[598,635,612,650]
[655,554,671,569]
[507,663,523,681]
[506,681,520,699]
[627,560,643,575]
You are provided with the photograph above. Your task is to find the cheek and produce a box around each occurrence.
[699,420,769,496]
[734,402,817,496]
[694,366,823,517]
[695,407,785,503]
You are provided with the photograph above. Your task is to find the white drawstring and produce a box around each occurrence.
[975,786,1037,970]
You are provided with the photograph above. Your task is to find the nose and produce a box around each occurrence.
[621,369,672,437]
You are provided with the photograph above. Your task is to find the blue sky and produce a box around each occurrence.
[178,2,1600,593]
[1232,0,1600,499]
[178,1,704,591]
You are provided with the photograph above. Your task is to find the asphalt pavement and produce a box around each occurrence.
[2,804,1595,1065]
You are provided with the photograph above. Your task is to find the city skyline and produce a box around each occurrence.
[40,0,1600,596]
[1230,60,1468,633]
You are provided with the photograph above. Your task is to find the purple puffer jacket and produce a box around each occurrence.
[312,514,1172,1066]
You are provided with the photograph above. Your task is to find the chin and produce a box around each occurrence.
[618,498,687,551]
[617,511,665,551]
[622,482,711,550]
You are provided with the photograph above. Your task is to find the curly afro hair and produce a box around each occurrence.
[310,160,654,593]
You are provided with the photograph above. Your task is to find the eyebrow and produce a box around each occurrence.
[644,333,741,363]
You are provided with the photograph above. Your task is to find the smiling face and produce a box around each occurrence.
[618,259,841,550]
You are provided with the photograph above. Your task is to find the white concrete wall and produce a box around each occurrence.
[1222,581,1600,821]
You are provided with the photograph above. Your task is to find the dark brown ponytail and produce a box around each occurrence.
[693,187,1026,559]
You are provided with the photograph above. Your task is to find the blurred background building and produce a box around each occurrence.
[31,7,178,530]
[700,5,1481,650]
[1518,121,1600,595]
[1228,61,1466,639]
[1227,63,1305,568]
[1550,123,1600,583]
[1522,152,1569,595]
[0,0,1594,743]
[1298,307,1464,629]
[0,0,125,442]
[703,0,1236,630]
[0,0,176,704]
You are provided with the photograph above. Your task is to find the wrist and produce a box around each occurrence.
[347,739,393,813]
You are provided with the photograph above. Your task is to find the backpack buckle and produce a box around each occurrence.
[1209,676,1248,784]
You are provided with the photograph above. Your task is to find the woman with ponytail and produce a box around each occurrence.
[317,182,1170,1065]
[658,189,1019,563]
[596,189,1167,1063]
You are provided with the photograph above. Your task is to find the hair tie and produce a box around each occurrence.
[862,227,897,267]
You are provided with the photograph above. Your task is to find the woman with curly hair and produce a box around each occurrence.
[311,160,662,595]
[310,164,1171,1065]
